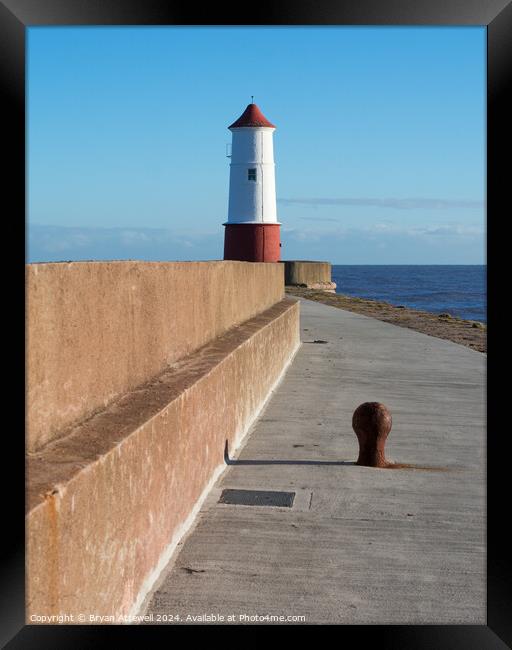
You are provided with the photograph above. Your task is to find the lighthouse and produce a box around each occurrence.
[223,102,281,262]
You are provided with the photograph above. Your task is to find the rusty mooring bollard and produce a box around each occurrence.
[352,402,392,468]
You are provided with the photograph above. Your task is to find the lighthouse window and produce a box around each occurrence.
[248,168,257,181]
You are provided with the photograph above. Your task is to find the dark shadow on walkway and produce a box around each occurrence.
[224,440,355,467]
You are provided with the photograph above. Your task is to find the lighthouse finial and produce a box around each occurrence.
[251,95,254,104]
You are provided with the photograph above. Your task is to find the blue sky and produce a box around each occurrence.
[27,26,485,264]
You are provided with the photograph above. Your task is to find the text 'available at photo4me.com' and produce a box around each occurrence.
[29,612,307,624]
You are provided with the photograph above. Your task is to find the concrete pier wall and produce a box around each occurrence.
[26,261,284,452]
[26,261,300,621]
[282,260,336,292]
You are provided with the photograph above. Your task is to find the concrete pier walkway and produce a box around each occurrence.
[143,298,486,625]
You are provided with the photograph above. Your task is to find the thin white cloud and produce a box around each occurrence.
[120,230,152,245]
[297,216,340,222]
[27,225,223,262]
[283,222,484,241]
[37,230,92,253]
[368,223,484,237]
[279,197,484,210]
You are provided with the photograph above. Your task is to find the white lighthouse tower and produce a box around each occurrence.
[223,102,281,262]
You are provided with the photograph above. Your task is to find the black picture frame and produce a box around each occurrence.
[4,0,510,646]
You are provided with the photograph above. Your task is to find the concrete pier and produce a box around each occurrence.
[25,261,300,620]
[283,260,336,292]
[143,297,486,624]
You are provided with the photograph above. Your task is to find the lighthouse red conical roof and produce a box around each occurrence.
[228,103,276,129]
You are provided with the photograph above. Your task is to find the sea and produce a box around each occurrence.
[331,265,486,324]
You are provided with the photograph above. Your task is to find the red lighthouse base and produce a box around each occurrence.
[223,223,281,262]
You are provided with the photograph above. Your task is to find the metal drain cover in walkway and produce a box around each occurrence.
[219,489,295,508]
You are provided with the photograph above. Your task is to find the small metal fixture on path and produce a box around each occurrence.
[352,402,392,468]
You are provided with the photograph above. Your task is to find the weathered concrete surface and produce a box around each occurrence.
[26,261,284,451]
[26,298,300,621]
[282,260,335,291]
[144,297,485,625]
